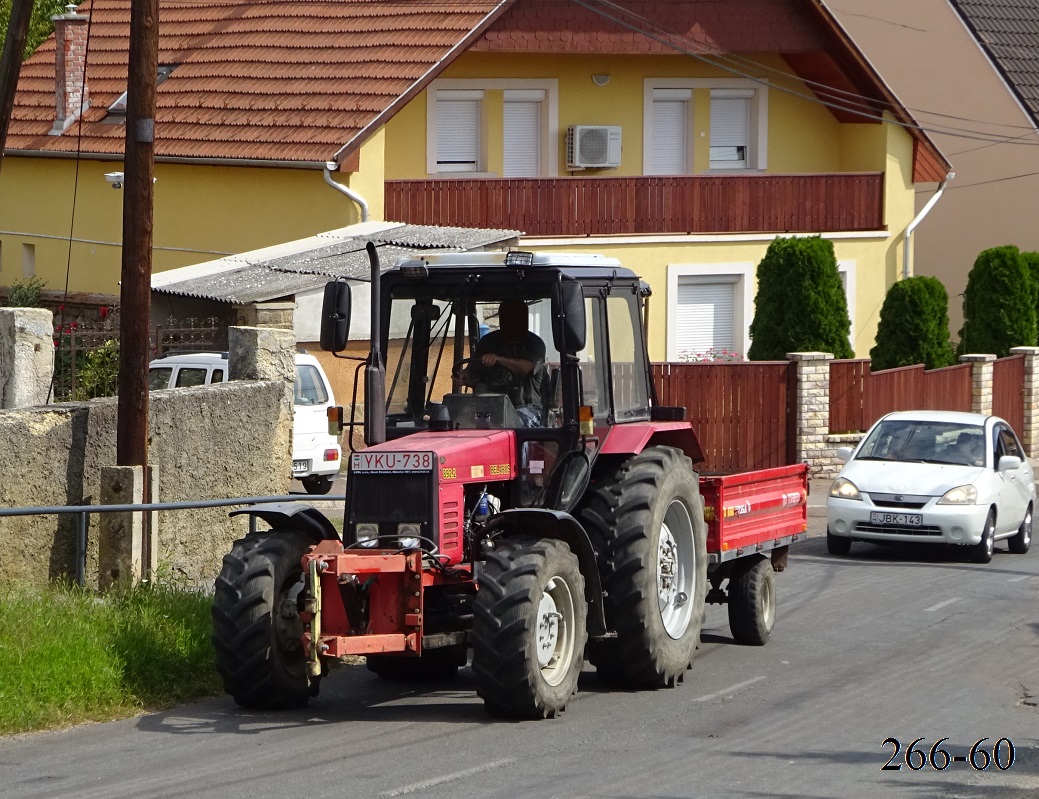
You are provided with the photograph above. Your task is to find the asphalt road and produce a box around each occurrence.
[2,509,1037,799]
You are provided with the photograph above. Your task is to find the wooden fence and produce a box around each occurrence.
[993,354,1025,433]
[829,355,1024,434]
[652,362,794,474]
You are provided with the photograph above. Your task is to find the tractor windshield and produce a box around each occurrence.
[383,287,562,431]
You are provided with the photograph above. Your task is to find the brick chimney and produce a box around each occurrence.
[50,5,90,135]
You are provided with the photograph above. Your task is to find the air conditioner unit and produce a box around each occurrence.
[566,125,622,169]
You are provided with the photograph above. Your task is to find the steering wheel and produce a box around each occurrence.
[460,354,519,393]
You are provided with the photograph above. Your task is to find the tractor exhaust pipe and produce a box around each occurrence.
[365,241,386,445]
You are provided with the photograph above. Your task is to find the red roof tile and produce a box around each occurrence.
[5,0,947,177]
[7,0,505,163]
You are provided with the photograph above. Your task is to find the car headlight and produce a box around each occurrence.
[830,477,861,500]
[937,485,977,505]
[355,522,379,547]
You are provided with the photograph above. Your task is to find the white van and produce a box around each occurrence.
[148,351,342,494]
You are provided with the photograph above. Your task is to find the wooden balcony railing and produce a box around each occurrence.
[384,172,884,237]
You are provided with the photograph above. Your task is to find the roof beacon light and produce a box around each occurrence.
[505,251,535,268]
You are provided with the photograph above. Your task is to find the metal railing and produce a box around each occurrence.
[0,494,345,587]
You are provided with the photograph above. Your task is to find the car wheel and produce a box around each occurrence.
[1008,504,1032,555]
[970,510,996,564]
[826,529,852,556]
[301,475,334,495]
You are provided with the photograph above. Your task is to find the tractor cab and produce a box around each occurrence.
[323,251,666,518]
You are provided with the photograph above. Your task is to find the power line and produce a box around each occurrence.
[570,0,1039,148]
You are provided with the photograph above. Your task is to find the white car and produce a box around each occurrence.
[148,351,342,494]
[826,411,1034,563]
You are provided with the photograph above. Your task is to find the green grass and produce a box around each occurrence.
[0,582,222,735]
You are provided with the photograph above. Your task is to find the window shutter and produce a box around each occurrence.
[676,280,736,356]
[651,98,688,174]
[503,98,541,177]
[710,91,752,168]
[437,93,481,172]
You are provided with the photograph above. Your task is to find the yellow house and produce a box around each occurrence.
[0,0,949,359]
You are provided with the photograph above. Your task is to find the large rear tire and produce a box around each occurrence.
[211,530,319,709]
[727,556,776,646]
[472,538,588,718]
[581,446,707,688]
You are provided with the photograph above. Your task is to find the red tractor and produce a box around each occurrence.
[212,246,807,718]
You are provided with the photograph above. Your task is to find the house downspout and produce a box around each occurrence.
[903,172,953,279]
[323,161,369,223]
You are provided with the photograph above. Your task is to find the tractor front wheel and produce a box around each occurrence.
[472,538,588,718]
[211,530,319,709]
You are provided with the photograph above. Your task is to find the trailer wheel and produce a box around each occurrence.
[471,538,588,718]
[211,530,319,709]
[581,446,707,688]
[727,555,776,646]
[367,646,466,682]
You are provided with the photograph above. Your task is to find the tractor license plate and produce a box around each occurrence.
[351,451,436,473]
[870,512,922,526]
[292,459,309,476]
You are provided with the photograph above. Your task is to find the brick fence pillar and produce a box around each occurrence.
[1011,346,1039,456]
[788,351,834,477]
[959,353,996,416]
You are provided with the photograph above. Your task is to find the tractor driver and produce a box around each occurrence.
[454,299,547,427]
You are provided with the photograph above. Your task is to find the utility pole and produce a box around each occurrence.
[0,0,35,175]
[116,0,158,470]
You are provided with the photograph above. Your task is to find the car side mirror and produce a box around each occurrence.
[320,280,351,353]
[837,446,854,462]
[998,455,1022,472]
[552,280,585,353]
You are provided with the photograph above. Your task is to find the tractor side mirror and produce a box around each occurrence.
[552,280,586,353]
[320,280,351,353]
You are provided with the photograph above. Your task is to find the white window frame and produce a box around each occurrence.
[667,263,754,360]
[503,89,545,178]
[838,259,856,348]
[644,78,768,174]
[709,89,753,170]
[648,88,692,175]
[427,79,559,177]
[432,89,484,173]
[666,257,857,360]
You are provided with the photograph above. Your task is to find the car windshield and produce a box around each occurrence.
[857,420,986,467]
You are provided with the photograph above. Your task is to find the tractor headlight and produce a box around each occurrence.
[397,522,422,549]
[355,522,379,547]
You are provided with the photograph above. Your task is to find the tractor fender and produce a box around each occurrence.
[229,502,340,541]
[599,422,705,465]
[482,508,608,637]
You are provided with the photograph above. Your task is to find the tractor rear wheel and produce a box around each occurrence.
[581,446,707,688]
[472,538,588,718]
[211,530,319,709]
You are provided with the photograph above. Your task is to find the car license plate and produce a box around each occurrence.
[870,511,922,526]
[292,459,309,475]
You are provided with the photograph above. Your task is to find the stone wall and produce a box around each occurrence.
[0,325,295,590]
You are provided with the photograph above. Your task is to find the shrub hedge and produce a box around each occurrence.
[870,276,955,370]
[748,236,853,360]
[958,245,1036,357]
